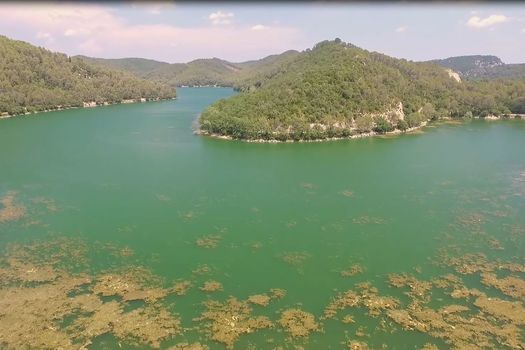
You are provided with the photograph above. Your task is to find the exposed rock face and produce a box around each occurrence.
[365,101,405,123]
[83,101,97,108]
[445,69,462,83]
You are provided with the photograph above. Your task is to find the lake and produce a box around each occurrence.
[1,87,524,349]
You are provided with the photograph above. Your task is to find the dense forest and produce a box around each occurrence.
[0,35,176,116]
[199,39,525,141]
[430,55,525,80]
[79,50,301,89]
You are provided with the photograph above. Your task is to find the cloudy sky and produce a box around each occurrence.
[0,2,524,63]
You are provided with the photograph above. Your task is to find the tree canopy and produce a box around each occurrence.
[0,35,176,116]
[199,40,525,141]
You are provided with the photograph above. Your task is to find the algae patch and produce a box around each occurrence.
[0,191,26,223]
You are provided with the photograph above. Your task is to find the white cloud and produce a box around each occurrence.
[395,26,407,33]
[251,24,267,31]
[0,4,302,62]
[208,11,234,25]
[522,27,525,33]
[466,14,508,28]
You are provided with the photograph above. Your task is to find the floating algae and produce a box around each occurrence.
[0,237,184,349]
[278,309,319,337]
[247,294,271,306]
[324,283,399,319]
[480,273,525,299]
[341,315,355,324]
[31,196,58,212]
[169,343,207,350]
[270,288,287,299]
[388,273,432,301]
[0,191,26,223]
[198,297,272,349]
[192,264,213,275]
[2,228,525,349]
[200,280,223,292]
[196,235,221,249]
[347,340,370,350]
[352,216,386,225]
[172,281,192,296]
[93,267,168,303]
[70,301,180,348]
[0,264,180,349]
[340,264,363,277]
[95,241,135,258]
[280,251,311,266]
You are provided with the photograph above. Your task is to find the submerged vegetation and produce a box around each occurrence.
[1,187,525,349]
[199,39,525,141]
[1,231,524,349]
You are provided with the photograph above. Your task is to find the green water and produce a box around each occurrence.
[1,87,525,349]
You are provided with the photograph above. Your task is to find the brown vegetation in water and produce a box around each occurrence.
[270,288,287,299]
[0,191,26,223]
[1,227,525,349]
[198,297,272,349]
[340,264,363,277]
[247,294,271,306]
[0,240,181,349]
[280,251,311,266]
[196,235,221,248]
[279,308,319,337]
[200,280,223,292]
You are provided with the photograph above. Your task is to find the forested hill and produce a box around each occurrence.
[430,55,525,80]
[77,50,301,89]
[0,35,176,117]
[75,56,170,77]
[199,39,525,141]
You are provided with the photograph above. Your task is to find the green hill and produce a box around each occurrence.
[76,56,170,77]
[199,39,525,141]
[0,36,176,117]
[430,55,525,80]
[77,50,301,89]
[145,58,241,87]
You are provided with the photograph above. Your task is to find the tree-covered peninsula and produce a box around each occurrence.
[0,35,176,117]
[199,39,525,141]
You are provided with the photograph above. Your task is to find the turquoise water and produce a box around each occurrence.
[1,88,524,349]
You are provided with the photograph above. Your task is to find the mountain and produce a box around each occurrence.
[76,56,170,77]
[430,55,525,80]
[199,39,525,141]
[144,57,241,87]
[0,35,176,117]
[76,50,301,89]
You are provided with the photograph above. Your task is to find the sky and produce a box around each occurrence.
[0,2,524,64]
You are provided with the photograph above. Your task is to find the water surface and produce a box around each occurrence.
[1,88,524,349]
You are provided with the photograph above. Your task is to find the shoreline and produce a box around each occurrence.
[0,97,177,120]
[196,122,428,143]
[197,114,525,143]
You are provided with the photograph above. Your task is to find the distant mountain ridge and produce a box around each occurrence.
[429,55,525,80]
[74,56,170,76]
[76,50,301,89]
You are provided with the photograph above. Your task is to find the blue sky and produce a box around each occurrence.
[0,2,524,63]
